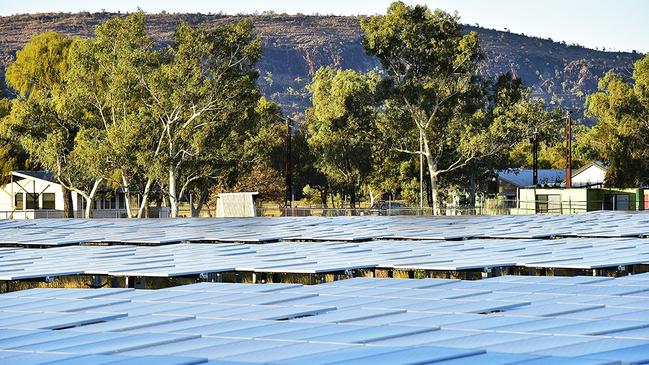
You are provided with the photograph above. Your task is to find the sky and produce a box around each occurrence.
[1,0,647,53]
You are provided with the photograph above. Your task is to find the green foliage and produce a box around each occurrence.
[292,123,328,206]
[0,98,26,184]
[305,67,380,207]
[2,31,89,197]
[6,32,71,98]
[585,54,649,187]
[3,13,282,217]
[361,2,547,210]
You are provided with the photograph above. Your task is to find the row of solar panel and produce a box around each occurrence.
[2,275,649,364]
[1,236,648,280]
[1,212,648,248]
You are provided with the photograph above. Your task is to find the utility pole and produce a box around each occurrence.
[565,111,572,189]
[284,118,293,208]
[532,128,539,186]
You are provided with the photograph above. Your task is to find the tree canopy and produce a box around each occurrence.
[305,67,380,208]
[3,5,633,217]
[586,54,649,187]
[3,13,285,217]
[360,1,557,212]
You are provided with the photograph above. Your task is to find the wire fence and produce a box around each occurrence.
[0,198,646,219]
[262,198,646,217]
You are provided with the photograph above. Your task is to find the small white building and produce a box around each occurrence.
[0,171,128,219]
[216,192,259,217]
[496,162,608,205]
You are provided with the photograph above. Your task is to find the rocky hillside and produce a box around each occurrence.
[0,12,643,122]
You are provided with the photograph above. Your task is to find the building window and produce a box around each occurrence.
[26,194,38,209]
[604,194,630,210]
[42,193,56,210]
[117,193,125,209]
[536,194,561,213]
[14,194,23,210]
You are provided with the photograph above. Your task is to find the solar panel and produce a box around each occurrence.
[2,218,649,365]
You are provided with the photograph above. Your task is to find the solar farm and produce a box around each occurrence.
[2,212,649,364]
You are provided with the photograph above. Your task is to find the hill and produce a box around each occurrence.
[0,12,643,122]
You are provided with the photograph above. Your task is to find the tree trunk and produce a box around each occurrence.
[320,187,328,209]
[168,167,179,218]
[84,196,92,219]
[190,190,207,217]
[421,133,440,215]
[83,179,103,219]
[62,186,74,218]
[121,175,133,218]
[136,178,153,218]
[429,171,440,216]
[469,167,477,209]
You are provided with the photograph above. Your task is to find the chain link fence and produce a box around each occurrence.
[0,198,644,219]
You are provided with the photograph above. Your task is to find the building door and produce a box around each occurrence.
[615,195,629,210]
[603,194,630,210]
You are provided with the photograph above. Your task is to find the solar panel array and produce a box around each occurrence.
[1,211,649,248]
[1,235,649,280]
[3,275,649,364]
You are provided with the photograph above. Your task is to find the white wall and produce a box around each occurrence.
[572,165,606,186]
[216,193,257,217]
[0,178,80,212]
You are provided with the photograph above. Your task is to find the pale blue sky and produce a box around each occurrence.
[2,0,647,52]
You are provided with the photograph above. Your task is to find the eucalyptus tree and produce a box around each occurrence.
[362,2,556,212]
[306,67,380,209]
[2,31,94,217]
[143,20,264,217]
[66,12,159,218]
[586,54,649,187]
[361,2,485,212]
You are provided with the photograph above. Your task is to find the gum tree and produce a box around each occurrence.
[361,2,482,212]
[143,20,263,217]
[362,2,548,213]
[305,67,380,209]
[586,54,649,187]
[67,12,159,218]
[2,32,98,217]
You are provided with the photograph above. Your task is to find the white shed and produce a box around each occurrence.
[216,192,259,217]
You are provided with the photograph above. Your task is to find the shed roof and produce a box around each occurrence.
[497,169,565,188]
[12,171,58,184]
